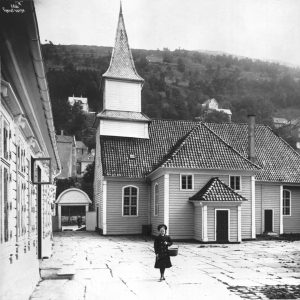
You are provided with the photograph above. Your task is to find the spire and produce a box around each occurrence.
[103,4,144,82]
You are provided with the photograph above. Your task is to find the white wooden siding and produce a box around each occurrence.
[283,186,300,233]
[255,183,262,234]
[104,80,141,112]
[151,176,165,236]
[106,180,149,234]
[194,205,202,241]
[239,176,252,239]
[100,119,148,139]
[259,184,281,234]
[169,174,195,239]
[169,173,252,240]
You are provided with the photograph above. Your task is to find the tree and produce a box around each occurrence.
[81,162,94,204]
[202,110,231,123]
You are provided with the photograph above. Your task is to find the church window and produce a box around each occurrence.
[181,174,193,190]
[230,176,241,191]
[283,189,291,216]
[123,186,138,216]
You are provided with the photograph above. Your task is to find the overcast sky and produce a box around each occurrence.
[35,0,300,66]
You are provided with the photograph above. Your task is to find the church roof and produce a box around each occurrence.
[102,4,144,82]
[156,123,258,171]
[189,177,247,202]
[100,119,300,183]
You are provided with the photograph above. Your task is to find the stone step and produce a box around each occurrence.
[40,267,75,280]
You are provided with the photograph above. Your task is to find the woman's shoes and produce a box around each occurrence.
[159,276,165,281]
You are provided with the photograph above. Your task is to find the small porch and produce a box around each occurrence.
[55,188,92,231]
[189,177,247,243]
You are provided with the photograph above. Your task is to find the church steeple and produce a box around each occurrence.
[103,3,144,83]
[98,4,149,139]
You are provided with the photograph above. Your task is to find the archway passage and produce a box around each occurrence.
[55,188,92,231]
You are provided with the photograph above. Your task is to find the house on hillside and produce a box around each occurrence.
[201,98,232,121]
[68,95,89,112]
[0,2,61,299]
[93,5,300,242]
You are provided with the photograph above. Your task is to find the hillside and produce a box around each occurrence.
[42,43,300,145]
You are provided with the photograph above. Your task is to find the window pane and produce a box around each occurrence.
[236,177,240,190]
[188,175,192,189]
[182,176,186,189]
[131,207,137,215]
[123,207,129,215]
[131,197,137,206]
[131,188,137,196]
[124,197,130,205]
[124,187,130,195]
[230,176,234,189]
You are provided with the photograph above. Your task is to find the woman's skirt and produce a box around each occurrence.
[154,254,172,268]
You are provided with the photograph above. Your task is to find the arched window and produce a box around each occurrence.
[123,186,138,216]
[283,189,291,216]
[154,184,159,216]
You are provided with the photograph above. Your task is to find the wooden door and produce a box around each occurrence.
[216,210,229,242]
[264,210,273,232]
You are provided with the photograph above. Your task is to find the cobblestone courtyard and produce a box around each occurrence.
[30,232,300,300]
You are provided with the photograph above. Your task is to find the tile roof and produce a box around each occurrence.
[100,120,258,178]
[206,123,300,183]
[157,124,259,171]
[102,4,143,82]
[189,177,247,202]
[98,110,150,122]
[100,119,300,183]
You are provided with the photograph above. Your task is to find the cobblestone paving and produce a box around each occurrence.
[229,285,300,299]
[30,232,300,300]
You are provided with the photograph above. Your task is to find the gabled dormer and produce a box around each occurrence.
[98,3,150,139]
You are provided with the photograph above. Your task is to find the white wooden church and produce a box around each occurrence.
[93,4,300,242]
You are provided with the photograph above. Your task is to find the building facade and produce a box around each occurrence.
[94,5,300,241]
[0,2,61,299]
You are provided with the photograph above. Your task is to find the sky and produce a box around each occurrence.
[35,0,300,67]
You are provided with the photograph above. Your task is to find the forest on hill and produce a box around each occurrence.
[42,43,300,148]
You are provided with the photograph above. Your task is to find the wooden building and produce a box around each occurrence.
[93,5,300,241]
[0,2,61,299]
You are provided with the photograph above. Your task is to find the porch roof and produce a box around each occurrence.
[189,177,247,202]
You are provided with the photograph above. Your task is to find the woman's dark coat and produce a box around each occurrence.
[154,234,173,268]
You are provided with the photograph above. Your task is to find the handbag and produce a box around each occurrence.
[168,245,179,256]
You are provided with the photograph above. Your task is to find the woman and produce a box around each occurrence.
[154,224,173,281]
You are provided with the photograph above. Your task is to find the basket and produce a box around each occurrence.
[168,246,178,256]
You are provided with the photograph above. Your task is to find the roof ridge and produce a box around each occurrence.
[202,123,261,170]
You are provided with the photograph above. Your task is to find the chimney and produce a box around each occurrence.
[248,115,256,163]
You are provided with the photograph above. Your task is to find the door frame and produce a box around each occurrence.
[215,209,230,242]
[264,209,274,232]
